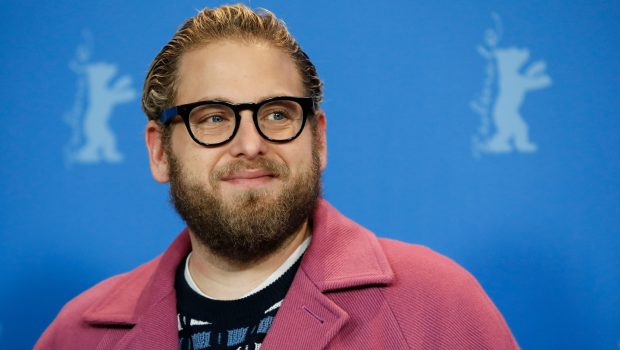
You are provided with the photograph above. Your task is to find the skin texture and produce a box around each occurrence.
[145,40,327,299]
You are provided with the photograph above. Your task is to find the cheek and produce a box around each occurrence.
[284,138,316,171]
[170,125,193,154]
[170,131,221,180]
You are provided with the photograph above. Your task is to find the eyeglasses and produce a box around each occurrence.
[159,96,316,147]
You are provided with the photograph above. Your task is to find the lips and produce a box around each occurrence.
[220,169,276,182]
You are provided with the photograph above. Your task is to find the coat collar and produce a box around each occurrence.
[302,199,394,291]
[82,200,394,331]
[82,232,191,326]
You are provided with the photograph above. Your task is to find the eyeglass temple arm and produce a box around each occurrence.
[160,107,179,123]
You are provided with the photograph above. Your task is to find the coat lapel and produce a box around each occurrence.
[262,200,394,349]
[261,268,349,349]
[111,292,179,350]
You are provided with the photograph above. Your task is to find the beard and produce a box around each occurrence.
[168,144,322,265]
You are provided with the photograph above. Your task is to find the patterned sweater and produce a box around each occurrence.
[175,257,301,350]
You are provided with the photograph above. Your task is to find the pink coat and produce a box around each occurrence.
[36,200,519,349]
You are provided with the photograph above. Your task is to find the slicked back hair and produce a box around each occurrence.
[142,4,323,125]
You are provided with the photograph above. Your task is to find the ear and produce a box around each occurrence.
[315,110,328,171]
[145,120,170,183]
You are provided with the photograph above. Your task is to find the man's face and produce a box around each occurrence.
[147,40,326,264]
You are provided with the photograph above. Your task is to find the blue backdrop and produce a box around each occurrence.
[1,1,618,349]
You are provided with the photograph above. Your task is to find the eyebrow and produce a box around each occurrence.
[196,96,233,103]
[193,95,291,104]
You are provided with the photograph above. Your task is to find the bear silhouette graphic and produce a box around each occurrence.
[72,62,136,163]
[64,30,136,165]
[471,13,552,156]
[484,47,552,153]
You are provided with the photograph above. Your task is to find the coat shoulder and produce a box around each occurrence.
[377,238,520,349]
[378,238,474,286]
[34,257,161,349]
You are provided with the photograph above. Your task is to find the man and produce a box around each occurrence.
[36,4,519,349]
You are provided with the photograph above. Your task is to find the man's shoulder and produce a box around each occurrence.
[35,257,162,349]
[377,237,492,304]
[377,238,474,284]
[59,257,160,320]
[375,238,519,349]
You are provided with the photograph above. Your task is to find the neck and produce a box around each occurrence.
[187,221,310,300]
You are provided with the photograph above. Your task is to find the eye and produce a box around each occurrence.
[189,105,233,125]
[192,114,227,124]
[266,111,288,121]
[207,114,225,123]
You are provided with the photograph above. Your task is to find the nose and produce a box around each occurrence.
[228,110,267,159]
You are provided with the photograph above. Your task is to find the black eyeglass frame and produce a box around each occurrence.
[159,96,316,147]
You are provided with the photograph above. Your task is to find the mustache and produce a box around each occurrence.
[211,158,290,181]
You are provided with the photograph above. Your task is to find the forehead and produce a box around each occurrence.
[175,40,304,105]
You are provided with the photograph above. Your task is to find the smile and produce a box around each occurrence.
[220,170,277,187]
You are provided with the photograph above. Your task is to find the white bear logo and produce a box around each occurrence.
[471,13,552,155]
[64,30,136,165]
